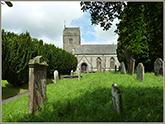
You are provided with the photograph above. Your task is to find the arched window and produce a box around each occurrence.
[69,38,73,44]
[110,57,115,69]
[96,57,101,72]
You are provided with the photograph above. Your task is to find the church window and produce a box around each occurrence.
[69,38,73,44]
[96,57,101,72]
[110,57,115,69]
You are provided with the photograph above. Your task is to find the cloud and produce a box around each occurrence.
[2,1,84,48]
[71,11,119,45]
[2,1,120,48]
[94,18,119,44]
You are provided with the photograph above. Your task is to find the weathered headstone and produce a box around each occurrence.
[115,65,117,73]
[28,56,48,114]
[129,59,135,75]
[154,58,163,76]
[78,67,81,81]
[111,83,122,114]
[121,62,126,74]
[71,70,73,76]
[54,70,59,83]
[87,67,89,76]
[136,63,144,81]
[103,67,105,73]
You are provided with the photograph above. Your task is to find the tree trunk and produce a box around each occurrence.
[121,43,134,73]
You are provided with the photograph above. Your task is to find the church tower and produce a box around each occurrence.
[63,26,81,54]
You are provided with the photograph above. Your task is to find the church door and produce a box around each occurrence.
[81,63,87,73]
[98,62,101,72]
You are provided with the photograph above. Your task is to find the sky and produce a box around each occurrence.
[1,1,120,49]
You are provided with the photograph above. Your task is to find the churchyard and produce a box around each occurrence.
[2,66,163,122]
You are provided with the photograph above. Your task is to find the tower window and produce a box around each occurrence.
[69,38,73,44]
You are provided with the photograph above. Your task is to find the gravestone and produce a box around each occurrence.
[115,65,117,73]
[78,67,81,81]
[111,83,122,114]
[54,70,59,83]
[136,63,144,81]
[71,70,73,76]
[129,59,135,75]
[121,62,126,74]
[103,67,105,73]
[87,67,89,76]
[28,56,48,114]
[154,58,163,76]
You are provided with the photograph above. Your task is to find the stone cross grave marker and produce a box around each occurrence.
[111,83,122,114]
[121,62,126,74]
[71,70,73,76]
[129,59,135,75]
[54,70,59,83]
[136,63,144,81]
[78,67,81,81]
[154,58,163,76]
[28,56,48,114]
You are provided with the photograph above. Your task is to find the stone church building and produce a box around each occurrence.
[63,26,120,73]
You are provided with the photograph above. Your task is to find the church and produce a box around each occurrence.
[63,26,120,73]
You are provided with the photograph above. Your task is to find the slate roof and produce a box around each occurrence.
[63,27,80,35]
[74,44,117,55]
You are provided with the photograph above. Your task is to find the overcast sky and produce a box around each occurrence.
[2,1,120,48]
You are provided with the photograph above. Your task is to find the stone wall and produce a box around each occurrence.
[75,54,120,73]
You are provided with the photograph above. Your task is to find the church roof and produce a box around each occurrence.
[63,27,80,35]
[74,44,117,55]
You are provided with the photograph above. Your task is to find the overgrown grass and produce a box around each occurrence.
[2,79,54,99]
[2,71,163,122]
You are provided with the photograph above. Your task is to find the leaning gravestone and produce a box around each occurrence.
[78,67,81,81]
[111,83,122,114]
[136,63,144,81]
[28,56,48,114]
[154,58,163,76]
[121,62,126,74]
[54,70,59,83]
[71,70,73,76]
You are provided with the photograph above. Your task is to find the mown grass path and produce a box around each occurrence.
[2,71,163,122]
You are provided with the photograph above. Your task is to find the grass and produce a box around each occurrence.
[2,78,54,99]
[2,71,163,122]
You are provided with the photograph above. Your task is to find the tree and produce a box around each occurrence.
[80,1,126,30]
[80,2,163,72]
[116,2,163,72]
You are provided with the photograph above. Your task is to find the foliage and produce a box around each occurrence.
[2,30,35,86]
[2,29,78,86]
[80,2,163,72]
[80,1,126,30]
[2,72,163,122]
[116,2,163,72]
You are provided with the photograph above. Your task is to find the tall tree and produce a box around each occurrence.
[80,2,163,72]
